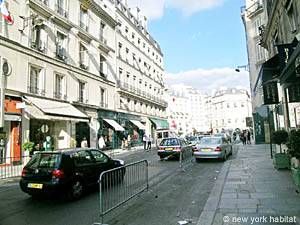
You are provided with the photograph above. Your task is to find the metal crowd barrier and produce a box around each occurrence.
[97,160,148,224]
[0,155,31,180]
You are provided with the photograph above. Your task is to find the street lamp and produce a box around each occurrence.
[235,65,249,72]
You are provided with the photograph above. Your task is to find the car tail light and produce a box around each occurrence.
[21,168,27,177]
[215,147,222,152]
[52,169,65,179]
[192,146,197,151]
[175,147,181,151]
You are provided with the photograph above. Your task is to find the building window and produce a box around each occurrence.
[125,26,128,33]
[54,74,66,100]
[78,81,86,103]
[56,31,67,61]
[55,0,68,18]
[100,54,106,77]
[118,42,122,57]
[100,87,106,107]
[228,119,231,124]
[286,0,297,32]
[29,66,45,96]
[80,5,88,31]
[100,21,106,44]
[79,43,88,69]
[31,24,47,53]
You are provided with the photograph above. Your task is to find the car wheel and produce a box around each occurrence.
[67,180,84,200]
[195,158,201,163]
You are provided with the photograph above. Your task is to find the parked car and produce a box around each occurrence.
[193,136,232,161]
[213,133,232,143]
[157,137,192,160]
[20,148,125,200]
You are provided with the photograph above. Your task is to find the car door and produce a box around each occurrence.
[89,149,115,183]
[72,150,95,185]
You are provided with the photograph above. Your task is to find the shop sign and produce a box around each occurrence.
[288,84,300,103]
[263,82,279,105]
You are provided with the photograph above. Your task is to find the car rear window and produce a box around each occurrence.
[200,138,222,145]
[26,153,61,169]
[160,138,180,146]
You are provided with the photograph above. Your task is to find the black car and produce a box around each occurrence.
[20,148,125,200]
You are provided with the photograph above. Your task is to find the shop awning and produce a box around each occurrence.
[149,118,169,130]
[259,54,280,84]
[24,96,89,122]
[103,119,125,131]
[130,120,145,130]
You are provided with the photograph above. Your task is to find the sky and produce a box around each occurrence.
[127,0,249,94]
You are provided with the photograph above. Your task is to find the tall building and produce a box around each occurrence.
[166,85,210,135]
[114,0,168,145]
[244,0,300,140]
[241,0,269,143]
[210,88,252,131]
[0,0,167,164]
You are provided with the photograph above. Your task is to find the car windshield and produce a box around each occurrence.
[160,138,180,146]
[186,136,197,142]
[199,138,222,145]
[26,153,61,169]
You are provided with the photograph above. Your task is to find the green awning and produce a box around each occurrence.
[149,118,169,130]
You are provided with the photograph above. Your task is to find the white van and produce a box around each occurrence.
[156,130,177,147]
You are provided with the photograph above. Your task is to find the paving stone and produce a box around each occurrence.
[237,193,250,199]
[221,193,237,199]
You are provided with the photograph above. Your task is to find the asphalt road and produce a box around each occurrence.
[0,146,238,225]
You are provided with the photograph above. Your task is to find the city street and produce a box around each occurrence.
[0,147,236,225]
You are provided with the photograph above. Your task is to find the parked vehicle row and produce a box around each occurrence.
[157,133,233,162]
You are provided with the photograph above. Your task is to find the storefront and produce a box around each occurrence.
[0,96,22,165]
[98,110,124,149]
[23,96,89,150]
[149,117,169,144]
[119,113,145,147]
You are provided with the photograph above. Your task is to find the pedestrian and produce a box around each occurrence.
[247,130,251,144]
[98,135,106,150]
[241,131,246,145]
[147,135,152,151]
[127,134,131,150]
[142,134,147,150]
[81,137,88,148]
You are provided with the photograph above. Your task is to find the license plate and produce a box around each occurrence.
[27,183,43,189]
[165,148,173,151]
[201,148,211,152]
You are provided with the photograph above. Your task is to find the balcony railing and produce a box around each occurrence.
[99,102,108,108]
[30,39,47,53]
[28,86,45,96]
[77,96,88,104]
[54,92,67,100]
[117,81,167,106]
[39,0,48,6]
[55,4,68,18]
[80,21,88,32]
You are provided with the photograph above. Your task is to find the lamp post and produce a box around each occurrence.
[235,64,249,72]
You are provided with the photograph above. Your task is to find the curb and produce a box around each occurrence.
[196,159,232,225]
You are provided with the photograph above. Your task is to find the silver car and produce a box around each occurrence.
[193,136,232,161]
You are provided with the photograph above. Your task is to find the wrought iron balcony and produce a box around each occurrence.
[53,92,67,100]
[28,86,45,96]
[55,4,68,18]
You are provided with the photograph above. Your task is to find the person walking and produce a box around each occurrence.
[147,135,152,151]
[127,134,131,150]
[142,134,147,150]
[247,130,251,144]
[98,135,106,150]
[81,137,88,148]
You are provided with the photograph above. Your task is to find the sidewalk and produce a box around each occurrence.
[197,144,300,225]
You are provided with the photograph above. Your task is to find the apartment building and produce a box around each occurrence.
[241,0,269,143]
[0,0,167,164]
[211,88,252,131]
[248,0,300,137]
[166,85,208,135]
[114,0,168,144]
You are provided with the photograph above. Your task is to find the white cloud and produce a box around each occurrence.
[127,0,225,20]
[165,67,250,94]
